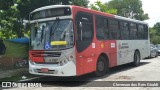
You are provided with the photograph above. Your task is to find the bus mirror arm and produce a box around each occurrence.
[23,20,29,33]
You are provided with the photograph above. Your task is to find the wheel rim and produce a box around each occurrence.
[97,61,104,71]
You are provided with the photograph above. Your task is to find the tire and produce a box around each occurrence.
[133,51,140,66]
[94,56,109,77]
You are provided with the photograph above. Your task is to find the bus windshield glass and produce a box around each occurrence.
[30,19,74,50]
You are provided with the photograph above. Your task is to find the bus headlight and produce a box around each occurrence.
[58,55,74,66]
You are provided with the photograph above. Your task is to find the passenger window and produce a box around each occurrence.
[138,25,144,39]
[109,20,120,39]
[130,23,137,39]
[120,22,129,40]
[96,15,108,40]
[144,25,148,39]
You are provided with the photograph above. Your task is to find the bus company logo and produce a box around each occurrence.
[2,82,12,87]
[118,43,129,49]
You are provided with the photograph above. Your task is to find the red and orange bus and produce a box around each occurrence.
[28,5,150,76]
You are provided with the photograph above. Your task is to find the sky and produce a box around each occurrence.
[89,0,160,27]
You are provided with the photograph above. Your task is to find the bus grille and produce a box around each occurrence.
[31,52,61,57]
[35,62,59,64]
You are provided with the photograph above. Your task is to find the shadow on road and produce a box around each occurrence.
[22,61,150,87]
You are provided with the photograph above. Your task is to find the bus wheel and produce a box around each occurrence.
[95,56,108,77]
[133,51,140,66]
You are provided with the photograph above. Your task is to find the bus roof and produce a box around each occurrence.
[114,15,148,24]
[31,5,148,25]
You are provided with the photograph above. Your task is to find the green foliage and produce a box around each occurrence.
[108,0,149,20]
[70,0,89,8]
[0,0,89,39]
[0,0,14,10]
[149,23,160,44]
[0,0,20,39]
[152,22,160,34]
[17,0,89,20]
[90,1,117,14]
[4,40,29,57]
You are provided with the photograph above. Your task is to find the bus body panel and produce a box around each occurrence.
[29,47,77,76]
[29,59,76,76]
[117,40,150,65]
[29,50,45,63]
[103,40,117,67]
[72,6,118,76]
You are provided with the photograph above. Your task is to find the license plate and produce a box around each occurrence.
[40,68,49,73]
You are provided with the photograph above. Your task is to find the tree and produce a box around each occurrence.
[70,0,89,8]
[90,1,117,14]
[0,0,20,39]
[0,0,14,10]
[149,22,160,44]
[108,0,149,20]
[0,0,89,39]
[17,0,89,20]
[152,22,160,34]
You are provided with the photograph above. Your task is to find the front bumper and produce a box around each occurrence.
[29,61,76,76]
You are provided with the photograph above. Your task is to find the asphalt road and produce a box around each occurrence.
[4,56,160,90]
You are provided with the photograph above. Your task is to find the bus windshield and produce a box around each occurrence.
[30,19,74,50]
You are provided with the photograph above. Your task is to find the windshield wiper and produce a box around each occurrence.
[52,18,60,34]
[50,18,60,40]
[41,25,45,42]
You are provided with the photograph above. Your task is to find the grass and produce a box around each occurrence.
[3,40,29,58]
[0,76,22,81]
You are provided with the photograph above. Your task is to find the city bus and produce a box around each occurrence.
[28,5,150,76]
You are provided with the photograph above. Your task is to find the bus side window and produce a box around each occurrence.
[82,22,93,40]
[138,24,144,39]
[95,15,108,40]
[109,20,120,40]
[144,25,148,39]
[130,23,137,40]
[104,19,109,39]
[120,21,129,40]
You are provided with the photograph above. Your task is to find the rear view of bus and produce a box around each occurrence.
[29,5,76,76]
